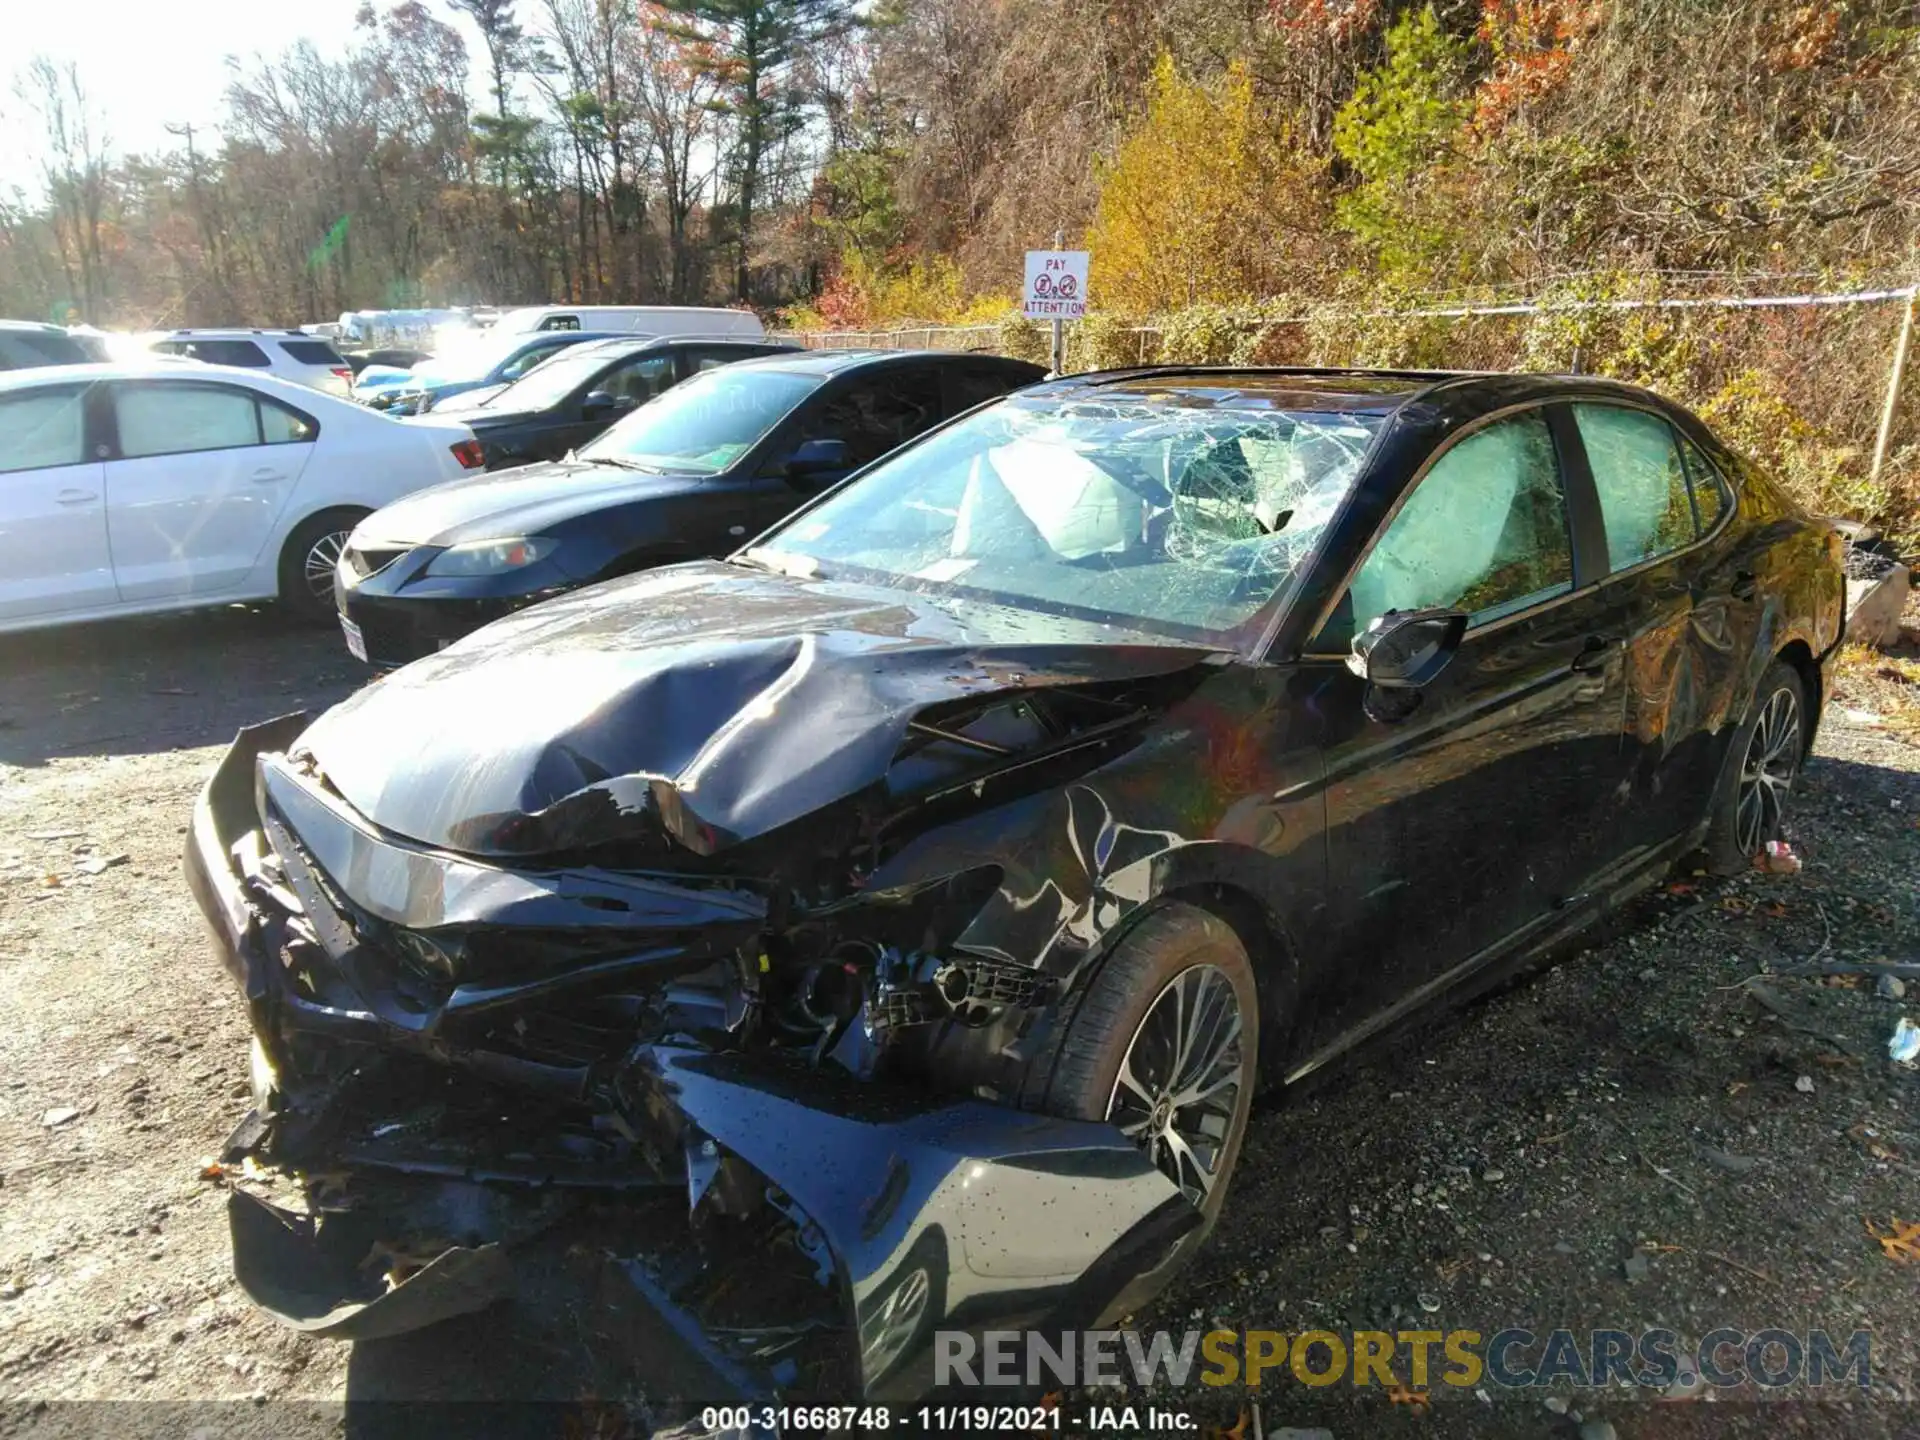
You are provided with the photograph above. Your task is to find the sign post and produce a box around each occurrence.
[1023,233,1088,376]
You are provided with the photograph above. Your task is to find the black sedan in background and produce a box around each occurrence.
[194,367,1842,1398]
[426,335,798,470]
[336,348,1045,664]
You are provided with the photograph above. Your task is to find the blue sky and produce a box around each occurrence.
[2,0,478,195]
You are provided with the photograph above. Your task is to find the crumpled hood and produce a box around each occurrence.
[352,459,709,548]
[296,562,1218,858]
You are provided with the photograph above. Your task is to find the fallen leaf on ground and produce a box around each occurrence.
[1865,1216,1920,1264]
[1387,1385,1431,1409]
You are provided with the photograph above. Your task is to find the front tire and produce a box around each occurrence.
[277,508,366,625]
[1038,904,1259,1237]
[1700,660,1806,875]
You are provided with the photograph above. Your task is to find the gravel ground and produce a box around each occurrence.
[0,606,1916,1439]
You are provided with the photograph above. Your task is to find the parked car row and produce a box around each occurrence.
[187,363,1845,1401]
[334,348,1044,663]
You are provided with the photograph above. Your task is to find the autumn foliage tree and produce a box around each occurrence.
[1087,56,1329,313]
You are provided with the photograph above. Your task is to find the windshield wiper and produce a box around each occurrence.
[583,455,661,473]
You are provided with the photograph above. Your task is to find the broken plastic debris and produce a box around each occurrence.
[1754,840,1803,874]
[1890,1018,1920,1066]
[41,1106,82,1128]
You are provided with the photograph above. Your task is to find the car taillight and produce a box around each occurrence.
[451,439,487,470]
[331,367,354,381]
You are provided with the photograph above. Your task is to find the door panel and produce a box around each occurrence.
[104,381,312,600]
[1568,405,1749,847]
[0,384,115,619]
[1314,409,1629,1012]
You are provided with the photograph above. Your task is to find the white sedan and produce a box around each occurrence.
[0,362,484,633]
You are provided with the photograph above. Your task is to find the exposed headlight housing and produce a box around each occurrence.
[423,537,558,577]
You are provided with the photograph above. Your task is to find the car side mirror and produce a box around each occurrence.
[783,437,850,480]
[1348,607,1468,689]
[581,390,634,420]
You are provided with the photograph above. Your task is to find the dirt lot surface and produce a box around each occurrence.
[1,606,1916,1439]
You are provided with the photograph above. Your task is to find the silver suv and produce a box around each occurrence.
[147,329,354,396]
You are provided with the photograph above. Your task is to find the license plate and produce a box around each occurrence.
[340,615,368,662]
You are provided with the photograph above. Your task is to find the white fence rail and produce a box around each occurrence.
[787,285,1920,484]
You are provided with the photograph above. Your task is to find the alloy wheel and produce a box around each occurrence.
[1736,684,1801,857]
[302,529,351,605]
[1106,963,1247,1206]
[859,1265,930,1377]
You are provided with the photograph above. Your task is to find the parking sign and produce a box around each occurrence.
[1023,251,1089,320]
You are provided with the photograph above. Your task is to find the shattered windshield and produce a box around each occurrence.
[751,391,1385,644]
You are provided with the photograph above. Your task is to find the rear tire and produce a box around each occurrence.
[277,508,366,625]
[1698,660,1806,876]
[1038,903,1259,1240]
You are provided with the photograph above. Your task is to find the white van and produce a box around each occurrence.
[489,305,765,340]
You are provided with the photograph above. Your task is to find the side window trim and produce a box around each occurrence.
[1303,401,1580,654]
[106,380,313,460]
[1563,398,1730,584]
[1676,431,1734,541]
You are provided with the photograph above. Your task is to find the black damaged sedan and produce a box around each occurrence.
[188,367,1843,1402]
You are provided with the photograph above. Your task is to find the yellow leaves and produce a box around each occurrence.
[1087,55,1321,315]
[1866,1216,1920,1264]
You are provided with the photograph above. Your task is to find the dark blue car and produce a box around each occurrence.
[361,329,627,414]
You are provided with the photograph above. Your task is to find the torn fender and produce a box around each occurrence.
[629,1046,1198,1401]
[229,1187,515,1341]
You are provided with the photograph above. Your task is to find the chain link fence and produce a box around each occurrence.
[789,286,1920,541]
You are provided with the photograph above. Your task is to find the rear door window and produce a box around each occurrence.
[0,386,89,472]
[156,338,271,368]
[1572,404,1698,571]
[538,315,581,331]
[684,345,765,374]
[1678,434,1730,532]
[599,354,677,405]
[500,342,569,380]
[113,383,272,457]
[277,339,345,366]
[944,364,1027,417]
[0,330,87,369]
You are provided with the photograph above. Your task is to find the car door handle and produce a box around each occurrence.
[1729,569,1758,600]
[250,467,290,484]
[1570,635,1623,673]
[55,488,99,506]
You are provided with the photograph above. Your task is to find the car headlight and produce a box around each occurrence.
[422,537,558,577]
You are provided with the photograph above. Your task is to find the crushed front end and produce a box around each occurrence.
[185,713,1196,1404]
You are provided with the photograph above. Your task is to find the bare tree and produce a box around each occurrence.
[16,56,112,321]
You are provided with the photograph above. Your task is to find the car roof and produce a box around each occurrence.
[0,319,73,334]
[560,336,802,359]
[0,359,332,395]
[719,348,1039,378]
[157,328,314,339]
[1023,365,1680,420]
